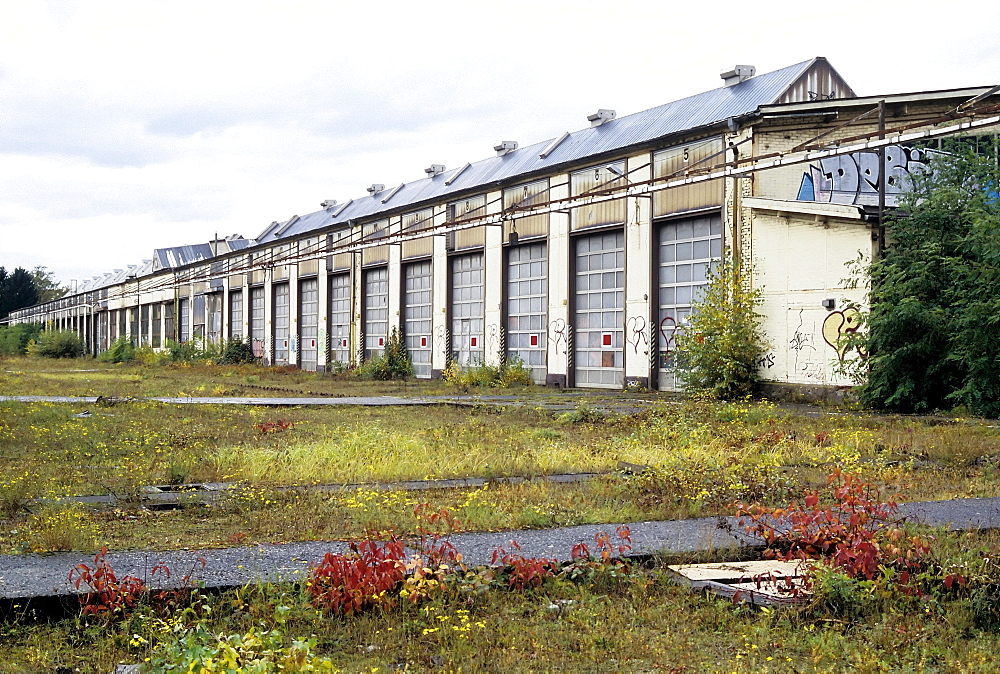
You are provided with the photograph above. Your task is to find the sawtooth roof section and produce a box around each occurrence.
[256,58,831,245]
[153,238,249,272]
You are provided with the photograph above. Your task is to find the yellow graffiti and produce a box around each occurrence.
[822,308,863,361]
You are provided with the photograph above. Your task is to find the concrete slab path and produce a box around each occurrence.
[2,496,998,601]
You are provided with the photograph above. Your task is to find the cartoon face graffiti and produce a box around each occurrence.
[821,308,863,361]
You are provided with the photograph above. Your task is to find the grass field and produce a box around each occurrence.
[2,355,1000,671]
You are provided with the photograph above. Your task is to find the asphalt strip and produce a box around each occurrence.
[2,497,999,601]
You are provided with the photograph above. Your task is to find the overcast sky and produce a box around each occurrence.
[2,0,998,287]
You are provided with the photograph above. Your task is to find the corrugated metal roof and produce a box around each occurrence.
[153,238,249,272]
[256,58,820,244]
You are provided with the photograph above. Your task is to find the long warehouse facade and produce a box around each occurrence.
[10,57,1000,395]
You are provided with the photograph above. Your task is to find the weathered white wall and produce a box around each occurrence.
[752,209,871,387]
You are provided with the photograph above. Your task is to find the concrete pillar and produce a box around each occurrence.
[351,251,363,364]
[623,156,654,388]
[431,219,449,377]
[317,253,329,372]
[288,263,299,366]
[482,192,503,366]
[388,237,402,335]
[546,177,571,388]
[263,276,274,365]
[221,277,230,342]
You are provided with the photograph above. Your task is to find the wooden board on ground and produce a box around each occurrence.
[667,559,813,606]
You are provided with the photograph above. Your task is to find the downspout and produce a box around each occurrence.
[877,100,886,257]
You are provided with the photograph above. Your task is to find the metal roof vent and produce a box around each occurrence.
[587,109,616,127]
[494,141,518,156]
[424,164,446,176]
[274,215,300,238]
[367,183,385,195]
[721,65,756,87]
[320,199,338,209]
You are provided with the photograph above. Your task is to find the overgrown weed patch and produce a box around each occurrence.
[6,529,1000,670]
[1,359,999,556]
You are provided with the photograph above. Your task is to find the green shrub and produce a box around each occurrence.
[167,338,207,363]
[26,329,84,358]
[443,355,533,389]
[0,323,42,355]
[134,345,171,366]
[98,336,136,363]
[148,607,336,671]
[851,149,1000,416]
[673,253,768,400]
[356,327,412,380]
[216,337,256,365]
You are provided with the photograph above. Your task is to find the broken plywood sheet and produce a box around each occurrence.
[668,559,813,606]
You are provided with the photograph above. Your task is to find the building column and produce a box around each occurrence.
[220,277,230,342]
[263,277,274,365]
[317,253,329,372]
[288,263,299,366]
[431,224,450,378]
[623,157,654,388]
[482,191,503,366]
[351,252,363,365]
[388,237,402,336]
[546,178,571,388]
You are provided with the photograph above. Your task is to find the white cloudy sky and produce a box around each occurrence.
[2,0,998,286]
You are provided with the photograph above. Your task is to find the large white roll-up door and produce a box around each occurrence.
[363,267,388,360]
[404,261,433,378]
[574,230,624,388]
[273,282,290,365]
[329,273,351,366]
[657,214,723,388]
[299,278,318,371]
[250,287,265,359]
[451,253,484,366]
[506,242,547,383]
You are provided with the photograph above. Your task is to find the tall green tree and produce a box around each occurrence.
[0,266,40,320]
[30,266,66,303]
[857,145,1000,416]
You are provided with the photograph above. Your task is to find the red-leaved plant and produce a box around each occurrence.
[570,525,632,563]
[307,539,406,616]
[254,419,293,434]
[491,540,559,591]
[69,547,203,621]
[736,470,931,586]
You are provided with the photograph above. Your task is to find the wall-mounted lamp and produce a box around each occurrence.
[822,298,836,311]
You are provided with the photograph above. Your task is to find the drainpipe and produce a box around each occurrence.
[877,100,886,257]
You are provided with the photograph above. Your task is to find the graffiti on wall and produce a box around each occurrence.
[822,308,864,361]
[788,309,819,380]
[626,315,648,354]
[657,316,682,369]
[251,338,265,359]
[434,325,448,354]
[797,145,934,207]
[486,324,500,355]
[548,318,567,355]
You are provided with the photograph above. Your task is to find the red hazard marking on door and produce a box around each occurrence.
[282,340,288,348]
[310,339,316,347]
[420,336,427,347]
[530,334,539,347]
[602,333,612,347]
[470,336,478,347]
[341,338,349,348]
[378,337,385,346]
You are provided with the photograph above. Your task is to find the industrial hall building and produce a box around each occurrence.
[10,57,1000,395]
